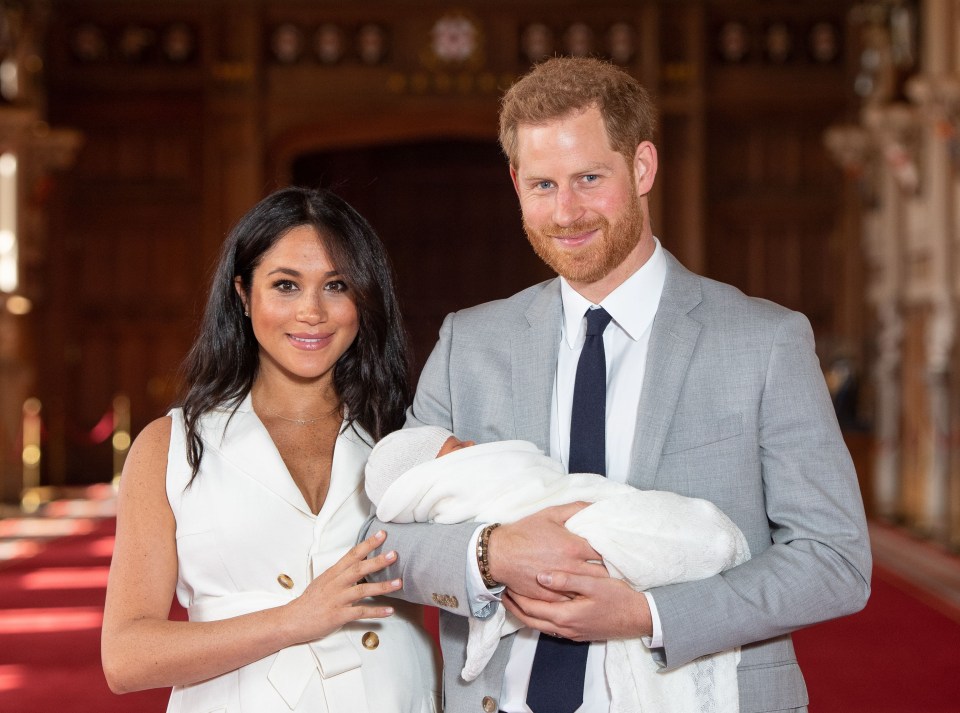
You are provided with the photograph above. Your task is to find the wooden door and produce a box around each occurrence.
[292,139,553,374]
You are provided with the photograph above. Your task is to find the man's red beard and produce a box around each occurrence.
[522,195,645,284]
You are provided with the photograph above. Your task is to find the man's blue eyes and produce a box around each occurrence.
[534,176,598,189]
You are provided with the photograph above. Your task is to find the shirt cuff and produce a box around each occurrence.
[641,591,663,648]
[465,523,504,619]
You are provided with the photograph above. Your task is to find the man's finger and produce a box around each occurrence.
[502,592,558,628]
[567,560,610,579]
[503,593,578,640]
[506,584,571,603]
[536,570,605,593]
[507,589,574,619]
[542,501,593,523]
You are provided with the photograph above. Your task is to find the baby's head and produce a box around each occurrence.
[365,426,476,504]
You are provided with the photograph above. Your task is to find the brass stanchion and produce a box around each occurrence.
[21,397,42,513]
[111,393,131,488]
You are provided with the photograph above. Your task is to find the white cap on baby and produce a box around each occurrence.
[365,425,454,505]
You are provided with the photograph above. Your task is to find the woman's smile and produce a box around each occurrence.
[287,332,334,350]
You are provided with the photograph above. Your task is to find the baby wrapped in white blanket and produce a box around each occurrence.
[365,426,750,713]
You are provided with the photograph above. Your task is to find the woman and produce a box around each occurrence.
[101,186,440,712]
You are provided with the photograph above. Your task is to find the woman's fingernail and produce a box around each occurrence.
[538,572,553,586]
[391,579,401,587]
[384,607,394,615]
[375,530,386,540]
[385,550,396,561]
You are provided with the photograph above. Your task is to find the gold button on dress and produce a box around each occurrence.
[361,631,380,650]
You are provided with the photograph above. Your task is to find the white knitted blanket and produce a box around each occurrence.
[369,439,749,713]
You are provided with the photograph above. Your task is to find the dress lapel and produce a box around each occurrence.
[512,280,562,453]
[203,396,371,519]
[202,394,314,517]
[314,423,370,532]
[629,253,703,489]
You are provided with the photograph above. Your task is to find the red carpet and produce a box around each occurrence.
[0,517,174,713]
[2,513,959,712]
[794,565,960,712]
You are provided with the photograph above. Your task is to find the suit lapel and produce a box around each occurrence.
[511,280,562,453]
[629,253,703,489]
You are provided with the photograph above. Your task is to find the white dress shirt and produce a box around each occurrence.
[469,239,667,712]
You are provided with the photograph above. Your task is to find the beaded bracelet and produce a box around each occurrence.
[476,522,501,589]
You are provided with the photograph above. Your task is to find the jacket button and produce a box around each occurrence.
[362,631,380,650]
[277,574,294,589]
[481,695,497,712]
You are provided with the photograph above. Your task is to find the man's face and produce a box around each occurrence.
[510,106,655,296]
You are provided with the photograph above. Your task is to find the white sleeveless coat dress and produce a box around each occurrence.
[164,395,440,713]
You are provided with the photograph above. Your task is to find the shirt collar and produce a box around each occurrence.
[560,238,666,348]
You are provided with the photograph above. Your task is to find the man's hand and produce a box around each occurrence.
[487,502,606,601]
[502,572,653,641]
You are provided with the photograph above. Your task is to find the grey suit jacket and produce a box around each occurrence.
[371,251,871,713]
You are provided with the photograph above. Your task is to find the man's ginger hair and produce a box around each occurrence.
[498,56,657,168]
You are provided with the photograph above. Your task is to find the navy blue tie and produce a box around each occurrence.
[526,306,612,713]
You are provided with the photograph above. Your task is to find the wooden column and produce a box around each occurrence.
[203,0,263,265]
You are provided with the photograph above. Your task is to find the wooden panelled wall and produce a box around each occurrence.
[25,0,858,488]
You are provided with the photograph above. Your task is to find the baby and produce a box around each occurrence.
[366,426,750,713]
[364,426,473,507]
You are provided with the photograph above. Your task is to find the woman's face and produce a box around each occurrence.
[236,225,360,384]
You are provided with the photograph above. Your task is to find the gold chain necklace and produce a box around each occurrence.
[259,404,326,426]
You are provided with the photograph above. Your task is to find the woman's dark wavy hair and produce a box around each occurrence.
[176,186,412,480]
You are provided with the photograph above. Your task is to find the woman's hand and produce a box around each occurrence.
[279,530,403,644]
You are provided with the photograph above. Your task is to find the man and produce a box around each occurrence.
[368,57,871,713]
